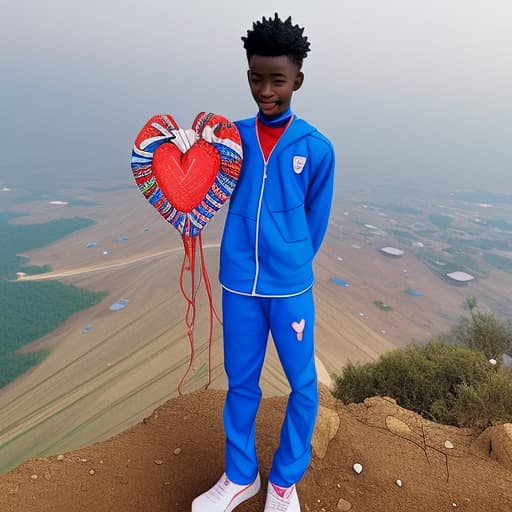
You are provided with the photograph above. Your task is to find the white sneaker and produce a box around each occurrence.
[264,482,301,512]
[192,472,261,512]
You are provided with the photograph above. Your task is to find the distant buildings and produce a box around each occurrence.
[446,271,475,285]
[379,247,405,258]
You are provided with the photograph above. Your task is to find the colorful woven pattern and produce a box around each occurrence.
[131,112,242,237]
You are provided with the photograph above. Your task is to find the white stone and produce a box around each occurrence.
[352,463,363,474]
[489,359,497,365]
[396,479,403,487]
[444,440,454,449]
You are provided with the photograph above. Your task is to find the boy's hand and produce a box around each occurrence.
[201,125,243,157]
[168,129,197,153]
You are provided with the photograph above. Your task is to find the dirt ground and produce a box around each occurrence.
[1,385,511,512]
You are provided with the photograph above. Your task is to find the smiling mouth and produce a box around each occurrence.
[259,101,278,111]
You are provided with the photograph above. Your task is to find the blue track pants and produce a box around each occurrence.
[222,288,318,487]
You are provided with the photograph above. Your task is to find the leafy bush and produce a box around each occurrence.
[454,371,512,429]
[453,297,512,361]
[333,340,512,429]
[334,299,512,430]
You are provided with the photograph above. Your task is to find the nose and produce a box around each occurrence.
[259,81,273,98]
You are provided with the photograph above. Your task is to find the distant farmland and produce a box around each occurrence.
[0,213,105,388]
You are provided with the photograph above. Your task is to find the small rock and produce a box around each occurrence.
[336,498,352,511]
[164,481,171,486]
[30,474,38,480]
[80,458,87,463]
[386,416,413,435]
[444,440,454,449]
[57,455,65,461]
[89,469,96,476]
[452,503,457,508]
[154,459,164,465]
[396,479,403,487]
[173,448,182,456]
[352,463,363,474]
[489,358,497,365]
[336,483,341,489]
[99,460,104,464]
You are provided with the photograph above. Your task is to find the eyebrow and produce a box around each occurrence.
[249,71,288,78]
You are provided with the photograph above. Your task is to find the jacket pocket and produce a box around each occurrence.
[268,202,310,243]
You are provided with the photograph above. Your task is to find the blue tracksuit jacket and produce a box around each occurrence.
[219,115,335,295]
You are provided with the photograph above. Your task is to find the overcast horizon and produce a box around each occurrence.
[1,0,511,193]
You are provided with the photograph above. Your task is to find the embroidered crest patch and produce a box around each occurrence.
[293,156,307,174]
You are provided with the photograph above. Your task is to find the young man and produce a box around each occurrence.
[192,13,335,512]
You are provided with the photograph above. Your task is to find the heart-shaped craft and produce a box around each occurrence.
[131,112,242,237]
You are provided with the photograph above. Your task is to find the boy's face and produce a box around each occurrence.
[247,55,304,118]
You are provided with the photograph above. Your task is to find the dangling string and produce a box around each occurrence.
[177,231,221,396]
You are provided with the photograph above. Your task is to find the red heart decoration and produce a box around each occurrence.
[131,112,242,238]
[152,140,220,213]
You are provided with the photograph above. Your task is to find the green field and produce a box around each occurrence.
[484,253,512,274]
[428,213,453,230]
[0,212,96,279]
[0,212,106,389]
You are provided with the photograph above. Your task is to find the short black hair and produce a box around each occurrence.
[242,13,310,68]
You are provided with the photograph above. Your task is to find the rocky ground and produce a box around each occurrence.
[1,385,511,512]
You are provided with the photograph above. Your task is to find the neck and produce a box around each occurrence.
[257,107,293,127]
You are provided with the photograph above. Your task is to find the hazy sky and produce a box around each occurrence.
[1,0,511,191]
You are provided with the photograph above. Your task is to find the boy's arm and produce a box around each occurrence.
[305,144,335,255]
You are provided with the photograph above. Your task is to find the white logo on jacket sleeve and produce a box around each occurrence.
[293,156,307,174]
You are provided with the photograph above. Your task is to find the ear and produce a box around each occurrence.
[293,71,304,91]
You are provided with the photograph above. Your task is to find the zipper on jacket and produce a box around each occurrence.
[251,159,267,295]
[251,115,295,295]
[251,115,294,295]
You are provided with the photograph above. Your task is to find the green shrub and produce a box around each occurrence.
[453,297,512,360]
[333,340,512,429]
[333,362,377,404]
[454,371,512,429]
